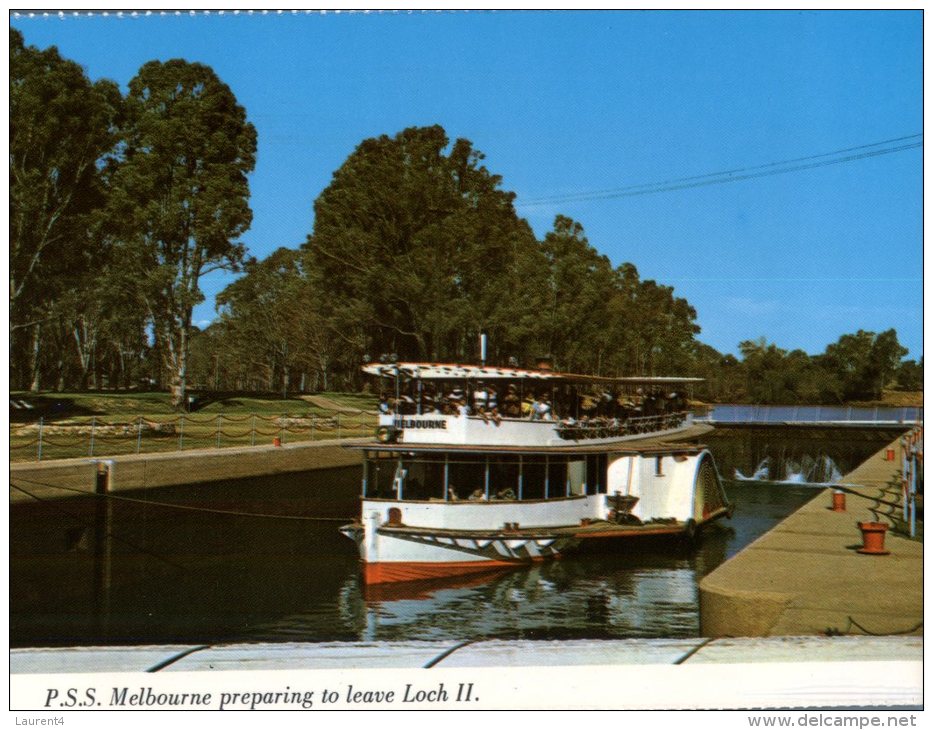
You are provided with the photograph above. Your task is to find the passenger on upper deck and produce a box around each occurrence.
[531,394,554,421]
[473,382,490,412]
[502,384,522,418]
[474,383,502,425]
[378,393,391,414]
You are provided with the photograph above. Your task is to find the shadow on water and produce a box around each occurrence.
[10,428,895,647]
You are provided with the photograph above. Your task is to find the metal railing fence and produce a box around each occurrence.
[698,404,923,425]
[10,409,379,462]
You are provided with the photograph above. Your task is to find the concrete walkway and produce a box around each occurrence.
[699,436,922,637]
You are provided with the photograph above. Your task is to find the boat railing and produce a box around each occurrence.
[555,411,689,440]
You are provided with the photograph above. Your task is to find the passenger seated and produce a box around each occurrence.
[531,396,553,421]
[473,383,490,412]
[468,488,486,501]
[502,384,522,418]
[495,487,517,500]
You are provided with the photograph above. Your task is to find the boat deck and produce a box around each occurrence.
[373,516,710,542]
[347,423,715,455]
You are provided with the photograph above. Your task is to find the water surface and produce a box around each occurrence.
[10,430,892,647]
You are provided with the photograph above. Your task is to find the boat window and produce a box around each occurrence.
[367,458,396,499]
[488,455,520,501]
[399,458,446,500]
[568,459,586,496]
[447,454,486,502]
[364,453,604,502]
[586,454,607,494]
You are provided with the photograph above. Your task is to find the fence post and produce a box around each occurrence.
[251,415,256,447]
[902,439,909,521]
[909,448,917,538]
[89,416,96,456]
[136,417,143,454]
[37,417,44,461]
[179,415,185,451]
[216,415,222,448]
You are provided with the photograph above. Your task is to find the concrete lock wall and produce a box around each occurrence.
[699,435,922,638]
[10,439,364,502]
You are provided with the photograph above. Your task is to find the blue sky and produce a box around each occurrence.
[11,10,923,359]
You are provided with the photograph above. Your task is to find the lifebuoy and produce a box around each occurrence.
[375,426,398,443]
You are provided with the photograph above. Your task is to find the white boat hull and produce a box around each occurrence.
[342,450,730,584]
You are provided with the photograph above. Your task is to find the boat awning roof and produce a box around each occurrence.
[343,439,707,456]
[361,362,703,387]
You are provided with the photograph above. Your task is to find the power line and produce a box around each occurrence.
[519,134,922,207]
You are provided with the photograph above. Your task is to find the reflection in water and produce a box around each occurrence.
[9,430,893,648]
[238,523,740,643]
[249,548,710,642]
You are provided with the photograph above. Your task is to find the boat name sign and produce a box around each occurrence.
[394,417,448,430]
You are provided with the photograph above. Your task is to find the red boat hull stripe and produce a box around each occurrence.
[364,559,540,584]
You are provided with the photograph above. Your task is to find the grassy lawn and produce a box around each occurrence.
[9,390,379,463]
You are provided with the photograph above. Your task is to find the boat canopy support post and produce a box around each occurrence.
[362,458,369,497]
[484,456,490,500]
[396,455,404,501]
[518,454,524,500]
[443,453,449,501]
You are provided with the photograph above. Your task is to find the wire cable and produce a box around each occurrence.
[520,134,922,206]
[10,482,188,570]
[11,476,352,522]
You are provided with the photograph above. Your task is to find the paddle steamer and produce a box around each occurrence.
[340,361,731,584]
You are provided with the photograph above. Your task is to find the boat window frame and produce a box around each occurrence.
[361,449,607,503]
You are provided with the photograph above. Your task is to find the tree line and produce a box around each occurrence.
[10,29,254,408]
[10,30,920,408]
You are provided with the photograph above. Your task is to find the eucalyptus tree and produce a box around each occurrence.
[303,125,539,366]
[536,215,616,373]
[9,28,121,389]
[109,59,257,409]
[822,329,907,401]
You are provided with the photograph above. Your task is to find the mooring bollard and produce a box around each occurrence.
[273,436,281,447]
[857,521,890,555]
[831,489,846,512]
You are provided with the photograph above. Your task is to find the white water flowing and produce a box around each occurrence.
[734,454,842,484]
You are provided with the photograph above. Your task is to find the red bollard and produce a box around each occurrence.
[857,521,890,555]
[273,437,281,447]
[831,490,846,512]
[885,448,895,461]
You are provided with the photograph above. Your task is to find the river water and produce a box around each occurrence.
[10,429,898,648]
